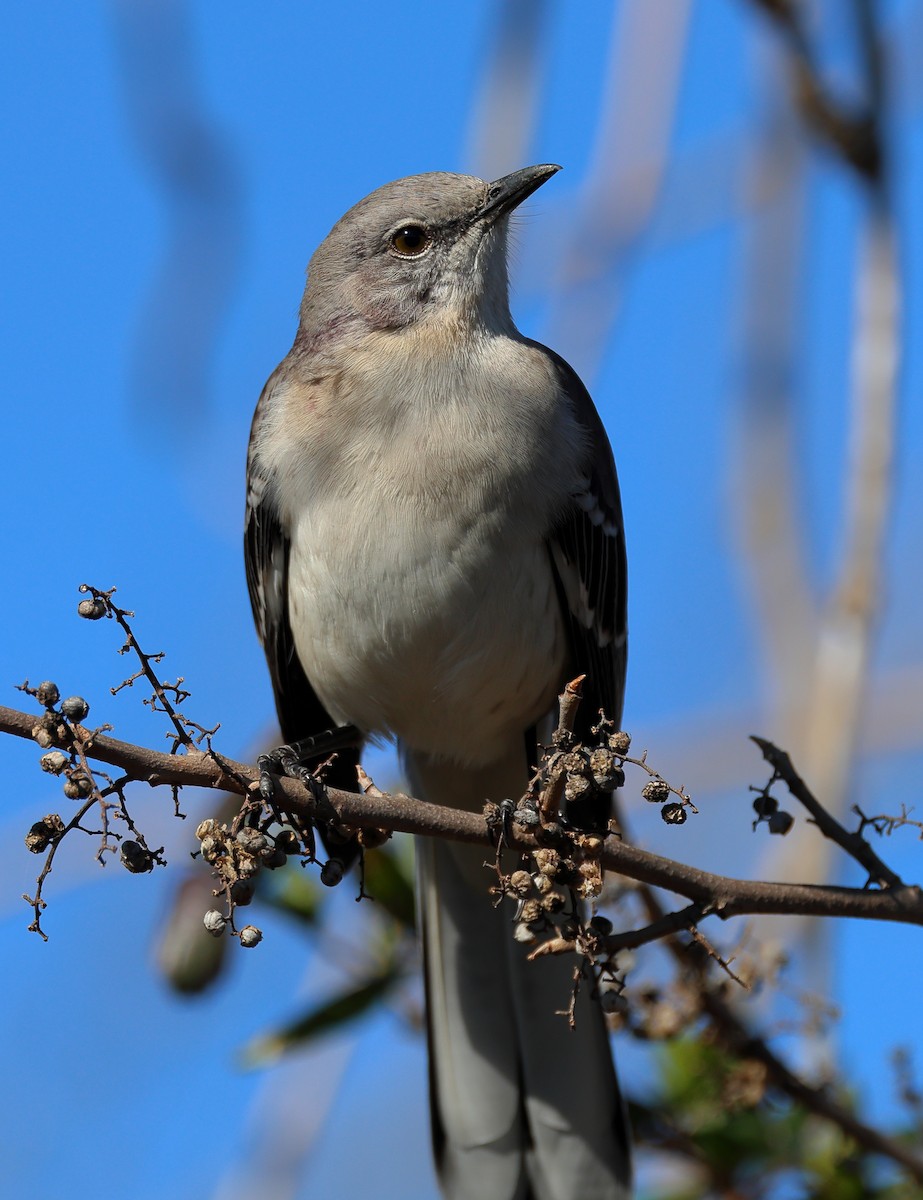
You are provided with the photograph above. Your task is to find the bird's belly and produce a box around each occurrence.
[287,509,565,766]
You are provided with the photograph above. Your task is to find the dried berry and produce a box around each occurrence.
[77,597,107,620]
[532,848,560,878]
[357,826,389,849]
[599,990,628,1016]
[235,853,261,880]
[239,925,263,948]
[320,858,344,887]
[40,751,68,776]
[60,696,89,722]
[768,811,795,836]
[607,731,631,755]
[661,802,687,825]
[508,870,533,897]
[514,801,539,829]
[25,814,65,854]
[752,793,778,819]
[120,840,154,874]
[564,774,593,804]
[642,779,671,804]
[275,829,302,855]
[230,878,256,905]
[261,847,288,870]
[236,827,268,855]
[36,681,60,708]
[203,910,227,937]
[199,835,225,862]
[589,748,624,792]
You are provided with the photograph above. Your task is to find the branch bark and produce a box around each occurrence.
[4,702,921,932]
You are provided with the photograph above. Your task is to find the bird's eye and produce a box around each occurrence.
[389,225,431,257]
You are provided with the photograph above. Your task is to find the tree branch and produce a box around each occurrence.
[5,702,920,932]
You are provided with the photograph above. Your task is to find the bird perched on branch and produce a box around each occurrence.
[245,165,630,1199]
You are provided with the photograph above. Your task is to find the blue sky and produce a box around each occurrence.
[2,2,922,1197]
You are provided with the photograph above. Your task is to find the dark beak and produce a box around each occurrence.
[478,163,561,223]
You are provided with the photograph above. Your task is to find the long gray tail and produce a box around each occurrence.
[407,744,632,1200]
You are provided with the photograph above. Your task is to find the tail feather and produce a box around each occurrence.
[407,742,632,1200]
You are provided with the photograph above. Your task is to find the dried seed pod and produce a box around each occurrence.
[588,748,624,791]
[532,873,553,896]
[60,696,89,722]
[599,990,628,1015]
[564,774,593,804]
[64,771,93,798]
[532,848,560,877]
[199,835,225,862]
[275,829,302,855]
[195,818,221,840]
[235,853,261,880]
[324,822,354,846]
[358,826,389,849]
[230,878,256,905]
[239,925,263,948]
[320,858,344,887]
[607,731,631,755]
[641,779,671,804]
[752,793,778,819]
[25,814,65,854]
[541,891,566,914]
[519,899,543,926]
[768,811,794,836]
[120,840,154,874]
[36,681,60,708]
[514,801,539,828]
[40,751,68,775]
[560,751,590,777]
[660,803,687,825]
[77,597,107,620]
[508,870,533,897]
[236,827,267,855]
[203,910,227,937]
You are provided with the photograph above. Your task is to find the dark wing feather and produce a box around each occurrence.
[244,381,361,797]
[539,345,628,743]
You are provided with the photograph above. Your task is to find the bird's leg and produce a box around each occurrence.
[257,724,362,803]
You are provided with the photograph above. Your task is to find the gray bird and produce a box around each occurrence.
[245,165,631,1200]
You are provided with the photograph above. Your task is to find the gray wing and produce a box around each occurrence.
[244,380,362,794]
[539,346,628,737]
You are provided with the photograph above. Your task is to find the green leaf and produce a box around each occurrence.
[362,844,416,931]
[241,969,401,1067]
[258,867,322,926]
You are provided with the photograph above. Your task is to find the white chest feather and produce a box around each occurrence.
[260,327,584,765]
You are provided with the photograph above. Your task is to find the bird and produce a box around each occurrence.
[245,164,631,1200]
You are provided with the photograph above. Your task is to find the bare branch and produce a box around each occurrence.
[5,701,920,933]
[752,736,903,888]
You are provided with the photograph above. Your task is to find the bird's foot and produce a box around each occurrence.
[257,724,362,805]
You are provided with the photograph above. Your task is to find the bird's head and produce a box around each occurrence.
[298,165,560,347]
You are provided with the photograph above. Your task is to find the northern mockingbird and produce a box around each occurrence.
[245,165,631,1200]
